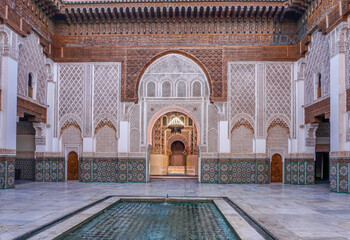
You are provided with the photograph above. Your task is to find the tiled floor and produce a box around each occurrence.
[0,179,349,240]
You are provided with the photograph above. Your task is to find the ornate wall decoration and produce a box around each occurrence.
[35,157,65,182]
[265,63,292,122]
[230,118,254,154]
[266,125,289,157]
[228,63,256,122]
[208,104,219,153]
[304,31,330,106]
[58,62,121,139]
[93,63,120,132]
[95,125,118,154]
[201,158,269,184]
[61,125,83,147]
[17,33,48,104]
[124,50,223,102]
[305,123,319,147]
[231,126,254,154]
[129,105,141,153]
[346,19,350,88]
[58,64,84,126]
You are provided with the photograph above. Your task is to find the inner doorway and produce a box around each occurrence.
[168,141,186,175]
[150,111,198,177]
[67,151,79,180]
[271,154,283,182]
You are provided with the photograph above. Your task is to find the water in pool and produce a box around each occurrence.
[55,200,240,240]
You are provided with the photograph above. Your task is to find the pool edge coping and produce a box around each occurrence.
[13,196,276,240]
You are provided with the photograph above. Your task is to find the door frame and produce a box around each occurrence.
[64,145,81,181]
[270,153,284,183]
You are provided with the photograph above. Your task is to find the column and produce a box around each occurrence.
[329,22,349,192]
[0,27,18,188]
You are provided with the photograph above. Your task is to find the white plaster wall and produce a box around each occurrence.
[0,56,18,150]
[219,121,229,153]
[118,121,129,152]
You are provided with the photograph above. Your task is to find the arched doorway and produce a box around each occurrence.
[149,111,198,177]
[271,154,283,182]
[168,141,186,175]
[67,151,79,180]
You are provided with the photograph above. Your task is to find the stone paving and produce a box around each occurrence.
[0,179,349,239]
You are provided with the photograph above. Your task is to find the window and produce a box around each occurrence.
[188,118,193,126]
[162,81,171,97]
[177,82,186,97]
[180,116,185,125]
[317,73,321,99]
[28,73,33,98]
[162,116,167,126]
[147,82,156,97]
[192,81,202,97]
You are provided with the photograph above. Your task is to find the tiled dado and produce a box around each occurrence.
[35,157,65,182]
[15,159,35,180]
[284,159,315,185]
[330,158,350,193]
[80,158,147,183]
[0,157,15,189]
[200,158,270,184]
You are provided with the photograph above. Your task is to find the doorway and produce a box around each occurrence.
[67,151,79,180]
[149,111,198,177]
[271,154,283,182]
[168,141,186,175]
[315,152,329,182]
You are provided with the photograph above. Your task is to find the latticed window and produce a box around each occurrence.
[147,82,156,97]
[28,73,33,98]
[162,81,171,97]
[317,73,322,99]
[192,81,202,97]
[177,82,186,97]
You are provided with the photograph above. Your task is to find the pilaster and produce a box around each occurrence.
[329,21,350,193]
[0,26,18,189]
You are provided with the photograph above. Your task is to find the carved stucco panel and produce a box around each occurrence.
[304,31,331,105]
[17,33,47,104]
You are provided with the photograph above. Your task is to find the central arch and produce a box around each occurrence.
[147,106,200,145]
[149,111,199,177]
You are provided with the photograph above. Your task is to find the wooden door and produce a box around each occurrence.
[67,151,79,180]
[271,154,283,182]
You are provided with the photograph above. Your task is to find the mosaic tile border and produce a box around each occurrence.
[0,157,15,189]
[284,158,315,185]
[200,158,270,184]
[15,158,35,180]
[330,158,350,193]
[35,157,65,182]
[80,157,146,183]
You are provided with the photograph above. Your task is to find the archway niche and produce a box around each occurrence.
[149,111,198,176]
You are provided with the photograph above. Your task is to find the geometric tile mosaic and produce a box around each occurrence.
[201,158,269,184]
[0,158,15,189]
[284,159,315,185]
[330,158,350,193]
[80,158,146,183]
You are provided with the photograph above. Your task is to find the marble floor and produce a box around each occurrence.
[0,179,349,240]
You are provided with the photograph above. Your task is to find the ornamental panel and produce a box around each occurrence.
[304,31,331,105]
[17,33,47,104]
[265,63,292,121]
[228,63,256,121]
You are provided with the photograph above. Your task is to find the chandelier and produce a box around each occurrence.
[168,117,184,133]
